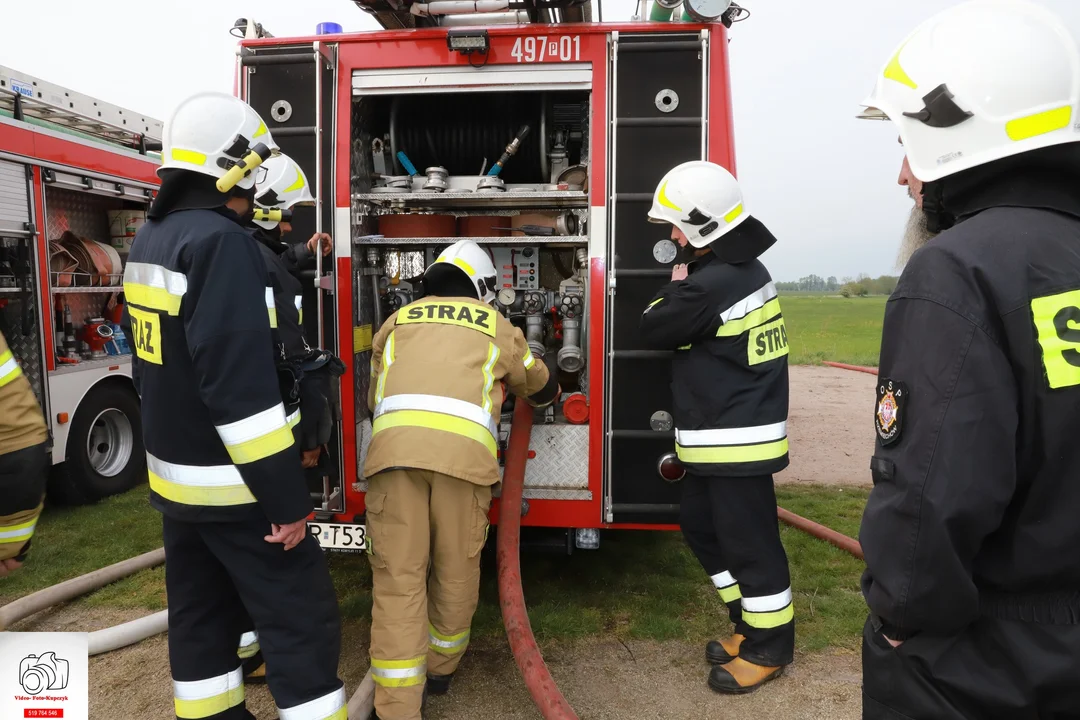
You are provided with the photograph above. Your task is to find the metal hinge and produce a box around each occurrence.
[317,273,335,295]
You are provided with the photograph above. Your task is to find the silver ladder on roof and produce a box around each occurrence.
[0,65,163,154]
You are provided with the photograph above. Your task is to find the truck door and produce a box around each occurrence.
[240,41,344,514]
[605,31,709,525]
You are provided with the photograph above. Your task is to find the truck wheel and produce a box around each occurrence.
[49,382,146,505]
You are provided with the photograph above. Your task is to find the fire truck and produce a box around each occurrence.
[235,0,749,553]
[0,67,160,505]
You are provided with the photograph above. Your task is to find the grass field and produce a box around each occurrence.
[1,484,869,653]
[781,295,887,367]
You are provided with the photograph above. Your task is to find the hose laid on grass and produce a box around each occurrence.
[823,361,878,376]
[89,609,169,655]
[777,507,863,560]
[0,547,165,630]
[498,398,580,720]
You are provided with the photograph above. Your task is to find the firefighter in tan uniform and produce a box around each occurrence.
[364,240,560,720]
[0,330,49,577]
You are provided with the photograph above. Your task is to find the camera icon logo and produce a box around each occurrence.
[18,652,69,696]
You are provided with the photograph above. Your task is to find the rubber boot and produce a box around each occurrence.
[708,657,785,695]
[426,672,454,696]
[241,651,267,685]
[705,633,744,665]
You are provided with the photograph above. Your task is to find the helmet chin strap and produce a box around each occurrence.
[920,179,955,234]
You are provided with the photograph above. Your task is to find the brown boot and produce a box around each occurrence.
[708,657,785,695]
[705,633,744,665]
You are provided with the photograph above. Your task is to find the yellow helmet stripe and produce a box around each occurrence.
[284,168,306,193]
[657,180,683,212]
[450,257,476,276]
[883,44,917,90]
[1006,105,1072,142]
[723,203,744,224]
[171,148,207,166]
[253,120,268,138]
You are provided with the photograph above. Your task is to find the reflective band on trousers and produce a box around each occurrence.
[429,623,470,655]
[287,408,301,429]
[277,686,347,720]
[373,393,499,456]
[675,422,788,465]
[124,262,188,316]
[0,350,21,387]
[710,570,742,603]
[741,588,795,629]
[173,666,244,719]
[371,656,426,688]
[237,631,260,659]
[0,517,37,544]
[147,453,256,507]
[215,403,295,465]
[266,287,278,329]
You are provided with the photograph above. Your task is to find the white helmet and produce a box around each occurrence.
[252,155,315,230]
[858,0,1080,183]
[159,92,279,192]
[648,161,748,249]
[424,240,498,304]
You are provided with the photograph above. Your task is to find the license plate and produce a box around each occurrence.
[308,522,368,553]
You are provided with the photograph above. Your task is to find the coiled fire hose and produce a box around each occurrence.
[498,398,580,720]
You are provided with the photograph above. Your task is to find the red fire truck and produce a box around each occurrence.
[0,66,160,505]
[234,1,749,554]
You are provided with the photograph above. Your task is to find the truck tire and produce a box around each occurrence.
[48,382,146,506]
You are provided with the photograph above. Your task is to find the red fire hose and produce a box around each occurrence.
[497,398,580,720]
[823,361,878,376]
[776,507,864,560]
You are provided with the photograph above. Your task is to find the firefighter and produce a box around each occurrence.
[640,160,794,694]
[121,91,345,720]
[0,330,48,579]
[363,239,560,720]
[856,1,1080,716]
[237,153,345,683]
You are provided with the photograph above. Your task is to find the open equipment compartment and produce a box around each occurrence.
[350,77,594,504]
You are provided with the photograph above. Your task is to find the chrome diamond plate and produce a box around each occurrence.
[45,187,113,242]
[501,423,590,493]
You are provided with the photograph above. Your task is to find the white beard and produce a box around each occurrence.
[896,204,937,271]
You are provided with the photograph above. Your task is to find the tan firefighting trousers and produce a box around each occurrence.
[0,502,42,562]
[366,468,492,720]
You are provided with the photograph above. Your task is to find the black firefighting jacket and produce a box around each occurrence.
[860,144,1080,640]
[639,249,790,477]
[122,205,309,525]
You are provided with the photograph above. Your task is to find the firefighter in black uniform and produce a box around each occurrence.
[237,153,345,683]
[640,160,794,694]
[856,2,1080,717]
[122,91,346,720]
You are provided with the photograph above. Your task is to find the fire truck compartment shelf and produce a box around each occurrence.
[51,286,124,294]
[51,355,130,376]
[351,190,588,210]
[352,235,588,246]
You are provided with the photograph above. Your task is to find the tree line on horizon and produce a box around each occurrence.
[775,274,899,297]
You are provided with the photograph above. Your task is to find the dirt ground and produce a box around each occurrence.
[777,366,876,488]
[9,365,873,719]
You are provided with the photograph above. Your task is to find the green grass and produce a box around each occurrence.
[782,294,887,367]
[4,485,869,653]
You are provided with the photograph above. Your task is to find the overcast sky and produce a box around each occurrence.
[5,0,1079,281]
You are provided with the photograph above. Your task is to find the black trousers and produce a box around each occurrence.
[862,600,1080,720]
[0,442,48,561]
[679,472,795,666]
[163,515,344,720]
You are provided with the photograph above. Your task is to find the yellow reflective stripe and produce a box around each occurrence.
[742,603,795,629]
[0,517,37,543]
[716,297,782,337]
[522,347,536,370]
[277,687,347,720]
[0,350,22,387]
[253,120,268,139]
[294,295,303,325]
[747,316,790,366]
[657,180,682,211]
[644,297,664,315]
[171,148,208,166]
[375,331,395,404]
[481,343,500,413]
[1032,288,1080,388]
[718,585,742,603]
[676,344,692,351]
[173,669,245,719]
[124,283,183,316]
[150,471,257,506]
[266,287,278,329]
[237,642,260,659]
[723,203,744,224]
[286,409,301,429]
[1006,105,1072,142]
[371,656,426,688]
[217,404,295,465]
[224,425,294,464]
[883,43,917,89]
[285,168,306,193]
[675,438,788,465]
[429,624,470,655]
[372,409,498,458]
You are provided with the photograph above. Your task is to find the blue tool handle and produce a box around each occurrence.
[487,163,503,177]
[396,151,418,176]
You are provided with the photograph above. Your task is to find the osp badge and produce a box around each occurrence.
[875,378,906,446]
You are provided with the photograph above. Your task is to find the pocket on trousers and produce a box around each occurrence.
[364,491,388,569]
[468,485,493,559]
